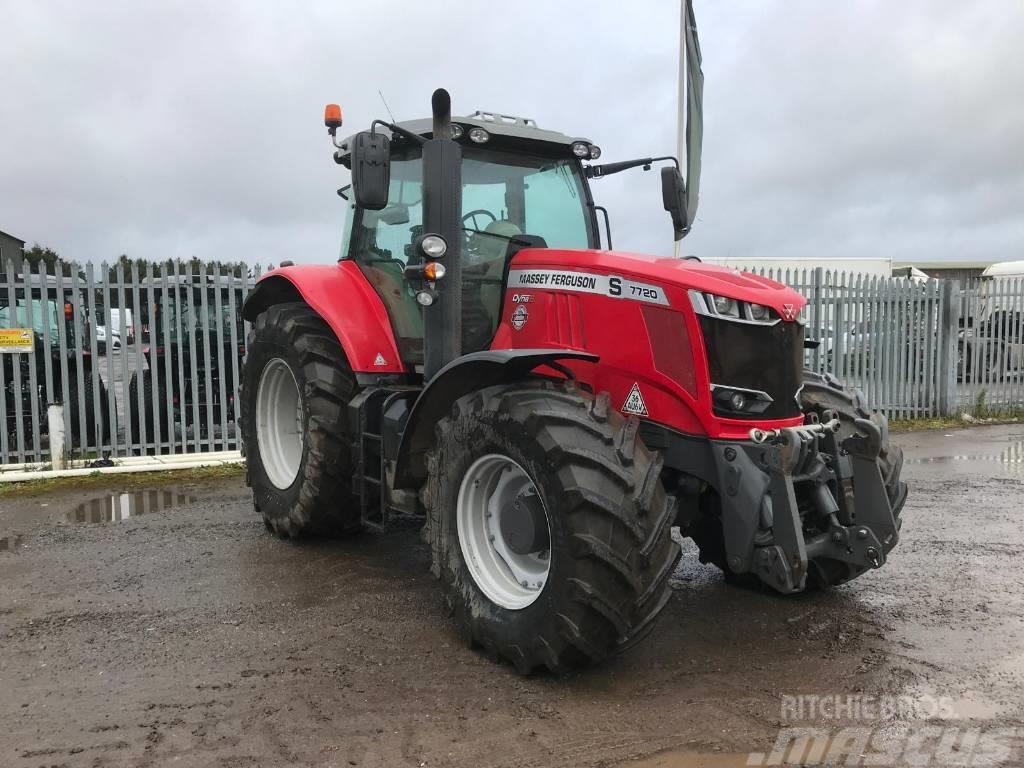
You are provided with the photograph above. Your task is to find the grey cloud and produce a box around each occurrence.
[1,0,1021,266]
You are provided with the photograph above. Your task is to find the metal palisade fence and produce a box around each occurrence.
[2,261,1023,466]
[0,258,259,466]
[755,267,1024,420]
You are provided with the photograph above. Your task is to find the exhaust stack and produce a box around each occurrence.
[421,88,463,380]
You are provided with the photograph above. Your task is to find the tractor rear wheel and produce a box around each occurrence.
[128,370,169,448]
[240,302,361,537]
[421,382,680,674]
[67,373,110,449]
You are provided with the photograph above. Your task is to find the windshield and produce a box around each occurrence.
[343,146,595,361]
[155,290,240,341]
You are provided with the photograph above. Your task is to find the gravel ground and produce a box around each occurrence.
[1,425,1022,767]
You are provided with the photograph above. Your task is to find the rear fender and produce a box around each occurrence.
[393,349,598,488]
[242,263,404,373]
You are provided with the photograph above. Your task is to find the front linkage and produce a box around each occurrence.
[714,413,900,593]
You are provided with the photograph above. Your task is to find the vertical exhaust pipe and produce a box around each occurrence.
[421,88,463,380]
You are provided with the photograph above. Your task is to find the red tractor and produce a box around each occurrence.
[240,14,906,673]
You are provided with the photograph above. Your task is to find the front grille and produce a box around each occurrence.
[698,316,803,420]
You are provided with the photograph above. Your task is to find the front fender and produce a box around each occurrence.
[243,263,404,373]
[393,348,599,488]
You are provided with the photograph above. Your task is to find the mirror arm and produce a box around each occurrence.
[586,155,679,179]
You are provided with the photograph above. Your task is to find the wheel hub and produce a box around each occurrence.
[456,454,551,610]
[499,488,550,555]
[255,358,303,490]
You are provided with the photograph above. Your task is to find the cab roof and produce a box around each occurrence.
[336,111,593,166]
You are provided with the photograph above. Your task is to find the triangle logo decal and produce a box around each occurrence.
[373,353,387,366]
[621,382,648,416]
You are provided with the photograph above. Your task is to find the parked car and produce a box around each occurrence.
[95,325,122,353]
[109,308,135,345]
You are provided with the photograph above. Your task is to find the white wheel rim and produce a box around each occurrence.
[456,454,551,610]
[256,358,303,489]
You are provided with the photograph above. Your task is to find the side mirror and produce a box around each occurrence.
[660,166,688,241]
[350,131,391,210]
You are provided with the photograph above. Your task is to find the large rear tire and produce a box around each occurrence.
[420,382,680,674]
[239,302,361,538]
[127,370,169,448]
[67,373,110,449]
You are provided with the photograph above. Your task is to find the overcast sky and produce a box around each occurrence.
[2,0,1022,267]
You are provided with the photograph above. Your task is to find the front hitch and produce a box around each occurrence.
[737,416,898,593]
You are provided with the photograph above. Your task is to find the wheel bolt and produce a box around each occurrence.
[520,580,528,587]
[488,535,495,543]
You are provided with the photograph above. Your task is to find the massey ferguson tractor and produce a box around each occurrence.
[239,7,906,673]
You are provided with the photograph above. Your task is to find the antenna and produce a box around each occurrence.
[378,89,396,122]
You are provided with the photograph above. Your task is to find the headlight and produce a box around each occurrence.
[420,234,447,258]
[468,127,490,143]
[711,385,773,416]
[589,145,602,159]
[450,124,464,140]
[748,303,770,321]
[689,290,780,326]
[571,141,590,158]
[711,294,740,318]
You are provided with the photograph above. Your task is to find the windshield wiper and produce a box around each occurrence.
[462,228,539,248]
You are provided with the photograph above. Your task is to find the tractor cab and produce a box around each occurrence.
[335,113,609,363]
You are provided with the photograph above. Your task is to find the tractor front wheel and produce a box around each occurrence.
[421,382,680,673]
[240,302,361,537]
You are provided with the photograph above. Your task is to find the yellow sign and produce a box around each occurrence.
[0,328,35,353]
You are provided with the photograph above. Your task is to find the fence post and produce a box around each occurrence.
[811,266,823,371]
[938,279,960,416]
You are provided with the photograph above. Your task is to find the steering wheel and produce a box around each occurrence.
[462,209,497,232]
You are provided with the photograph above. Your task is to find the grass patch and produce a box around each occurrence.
[890,414,1023,433]
[0,462,244,498]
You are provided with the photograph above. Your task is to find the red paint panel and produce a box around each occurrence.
[642,306,696,397]
[257,262,404,373]
[492,250,806,439]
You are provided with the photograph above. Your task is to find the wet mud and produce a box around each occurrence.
[0,426,1022,766]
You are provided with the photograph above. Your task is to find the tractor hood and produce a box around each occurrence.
[508,248,807,320]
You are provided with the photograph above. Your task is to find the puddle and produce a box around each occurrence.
[905,437,1024,473]
[0,534,23,552]
[67,490,193,524]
